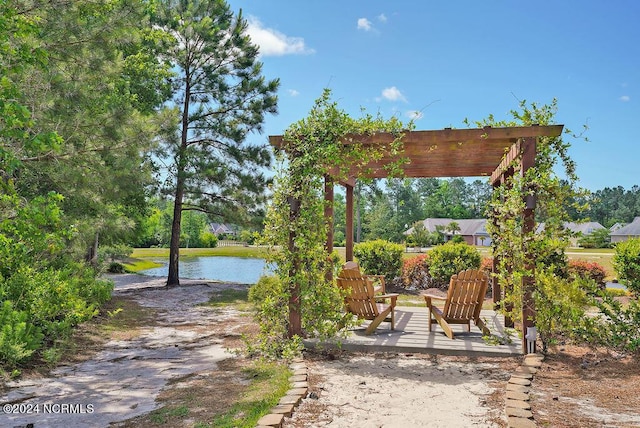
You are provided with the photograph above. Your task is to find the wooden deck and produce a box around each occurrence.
[305,306,522,357]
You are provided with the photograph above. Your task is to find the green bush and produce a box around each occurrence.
[98,244,133,263]
[108,262,126,273]
[534,271,592,352]
[0,301,44,368]
[586,288,640,353]
[613,238,640,295]
[200,231,218,248]
[0,263,112,367]
[247,275,300,359]
[577,228,611,249]
[353,239,404,279]
[427,242,481,288]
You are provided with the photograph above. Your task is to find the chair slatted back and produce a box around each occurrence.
[337,274,379,320]
[442,269,488,322]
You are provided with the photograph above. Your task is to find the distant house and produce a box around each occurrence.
[209,222,237,236]
[610,217,640,243]
[610,222,626,233]
[563,221,606,247]
[405,218,491,246]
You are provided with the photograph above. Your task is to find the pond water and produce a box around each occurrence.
[140,256,269,284]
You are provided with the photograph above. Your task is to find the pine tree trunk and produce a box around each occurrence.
[167,180,184,287]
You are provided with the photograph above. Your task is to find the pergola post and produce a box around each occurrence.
[324,175,334,255]
[521,137,537,354]
[491,180,501,307]
[345,182,354,261]
[287,195,302,337]
[324,176,335,281]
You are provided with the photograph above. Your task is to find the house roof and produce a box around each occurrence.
[563,222,605,235]
[405,218,488,236]
[210,223,235,234]
[610,217,640,236]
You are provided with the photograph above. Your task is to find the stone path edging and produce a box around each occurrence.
[506,353,544,428]
[256,358,308,428]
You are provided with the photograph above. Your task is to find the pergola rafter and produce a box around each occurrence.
[269,124,563,353]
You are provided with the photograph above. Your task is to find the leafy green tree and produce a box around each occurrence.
[577,228,611,249]
[613,238,640,295]
[407,221,431,247]
[180,210,208,247]
[584,186,640,227]
[9,0,167,262]
[152,0,279,285]
[0,3,112,368]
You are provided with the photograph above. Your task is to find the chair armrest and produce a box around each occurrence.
[375,293,399,306]
[421,292,446,308]
[421,293,446,301]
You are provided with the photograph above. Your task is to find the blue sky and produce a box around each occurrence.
[227,0,639,192]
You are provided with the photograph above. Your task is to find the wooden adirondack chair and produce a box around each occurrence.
[339,261,386,294]
[421,269,490,339]
[337,268,398,335]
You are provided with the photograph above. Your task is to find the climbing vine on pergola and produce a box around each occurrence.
[269,93,565,354]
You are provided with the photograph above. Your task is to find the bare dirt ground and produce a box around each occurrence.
[284,351,520,428]
[531,345,640,428]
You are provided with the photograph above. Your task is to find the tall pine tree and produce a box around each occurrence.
[152,0,279,285]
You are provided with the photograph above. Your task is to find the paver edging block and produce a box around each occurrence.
[257,358,309,428]
[506,353,544,428]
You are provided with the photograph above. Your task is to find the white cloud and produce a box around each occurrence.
[246,17,314,56]
[620,95,631,102]
[381,86,407,102]
[407,110,423,120]
[357,18,373,31]
[287,89,300,97]
[377,13,388,23]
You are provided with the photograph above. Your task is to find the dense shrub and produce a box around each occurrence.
[427,242,481,288]
[568,260,607,290]
[583,289,640,353]
[247,276,289,355]
[247,273,345,359]
[354,240,404,279]
[98,244,133,263]
[401,254,432,289]
[0,192,113,369]
[534,271,592,352]
[613,238,640,295]
[107,262,126,273]
[200,231,218,248]
[0,301,44,368]
[578,228,611,249]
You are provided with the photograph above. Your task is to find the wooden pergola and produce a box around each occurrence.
[269,124,564,353]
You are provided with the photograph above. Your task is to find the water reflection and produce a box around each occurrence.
[140,256,269,284]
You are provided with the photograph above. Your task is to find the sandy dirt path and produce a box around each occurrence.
[1,274,245,428]
[284,353,514,428]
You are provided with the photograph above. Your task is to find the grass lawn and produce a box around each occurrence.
[131,246,267,259]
